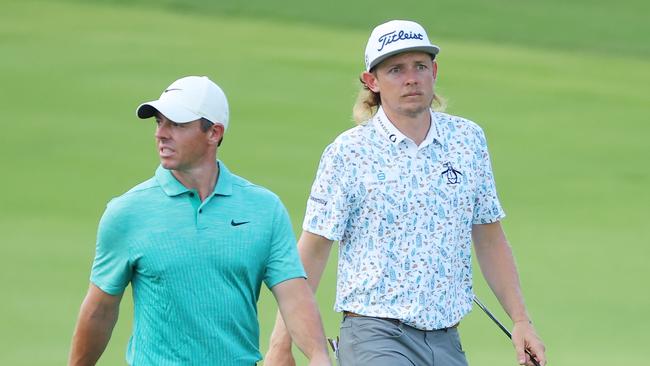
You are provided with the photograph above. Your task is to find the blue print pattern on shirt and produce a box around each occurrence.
[303,108,505,330]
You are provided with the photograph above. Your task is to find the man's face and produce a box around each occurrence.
[365,51,437,119]
[154,113,214,172]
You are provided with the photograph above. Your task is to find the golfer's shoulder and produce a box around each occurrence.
[323,124,371,158]
[105,177,160,213]
[229,173,283,206]
[434,111,486,139]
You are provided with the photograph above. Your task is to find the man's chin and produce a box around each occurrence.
[401,104,430,117]
[160,159,176,170]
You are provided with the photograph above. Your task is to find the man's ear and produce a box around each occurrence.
[433,61,438,81]
[361,71,380,93]
[208,123,225,146]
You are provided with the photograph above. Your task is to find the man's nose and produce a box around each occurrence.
[404,68,419,85]
[155,123,169,139]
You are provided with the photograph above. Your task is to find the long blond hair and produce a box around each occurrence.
[352,75,446,124]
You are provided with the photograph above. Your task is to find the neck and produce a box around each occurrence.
[383,107,431,146]
[171,159,219,201]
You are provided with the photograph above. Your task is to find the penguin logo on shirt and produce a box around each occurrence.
[441,162,463,184]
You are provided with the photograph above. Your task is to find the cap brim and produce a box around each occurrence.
[136,100,201,123]
[368,45,440,71]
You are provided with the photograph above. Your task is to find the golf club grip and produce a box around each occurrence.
[527,350,541,366]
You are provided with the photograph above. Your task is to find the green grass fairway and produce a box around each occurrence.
[1,0,648,365]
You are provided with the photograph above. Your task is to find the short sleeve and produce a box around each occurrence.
[90,201,133,295]
[302,143,353,241]
[472,129,506,224]
[264,200,306,289]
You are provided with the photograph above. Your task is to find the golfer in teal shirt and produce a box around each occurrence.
[69,76,331,366]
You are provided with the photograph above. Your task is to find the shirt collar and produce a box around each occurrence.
[373,107,407,144]
[213,160,233,196]
[372,106,445,147]
[423,110,446,147]
[155,160,233,197]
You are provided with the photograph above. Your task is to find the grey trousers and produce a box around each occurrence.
[338,316,468,366]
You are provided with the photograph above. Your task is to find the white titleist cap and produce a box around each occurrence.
[364,20,440,71]
[136,76,229,130]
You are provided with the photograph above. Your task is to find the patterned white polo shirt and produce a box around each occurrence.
[303,106,505,330]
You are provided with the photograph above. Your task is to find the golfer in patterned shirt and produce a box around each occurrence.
[265,20,546,366]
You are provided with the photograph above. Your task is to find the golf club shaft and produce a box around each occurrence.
[473,296,541,366]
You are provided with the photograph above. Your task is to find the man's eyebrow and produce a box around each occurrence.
[385,61,404,68]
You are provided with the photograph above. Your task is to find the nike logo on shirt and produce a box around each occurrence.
[231,220,250,226]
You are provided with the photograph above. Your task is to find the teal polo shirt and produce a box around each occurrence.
[90,161,306,365]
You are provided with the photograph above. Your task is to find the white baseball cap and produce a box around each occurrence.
[136,76,230,130]
[364,20,440,71]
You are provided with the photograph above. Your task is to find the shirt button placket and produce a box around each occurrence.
[188,191,202,228]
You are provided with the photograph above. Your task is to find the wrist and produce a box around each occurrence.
[510,311,531,325]
[513,318,532,325]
